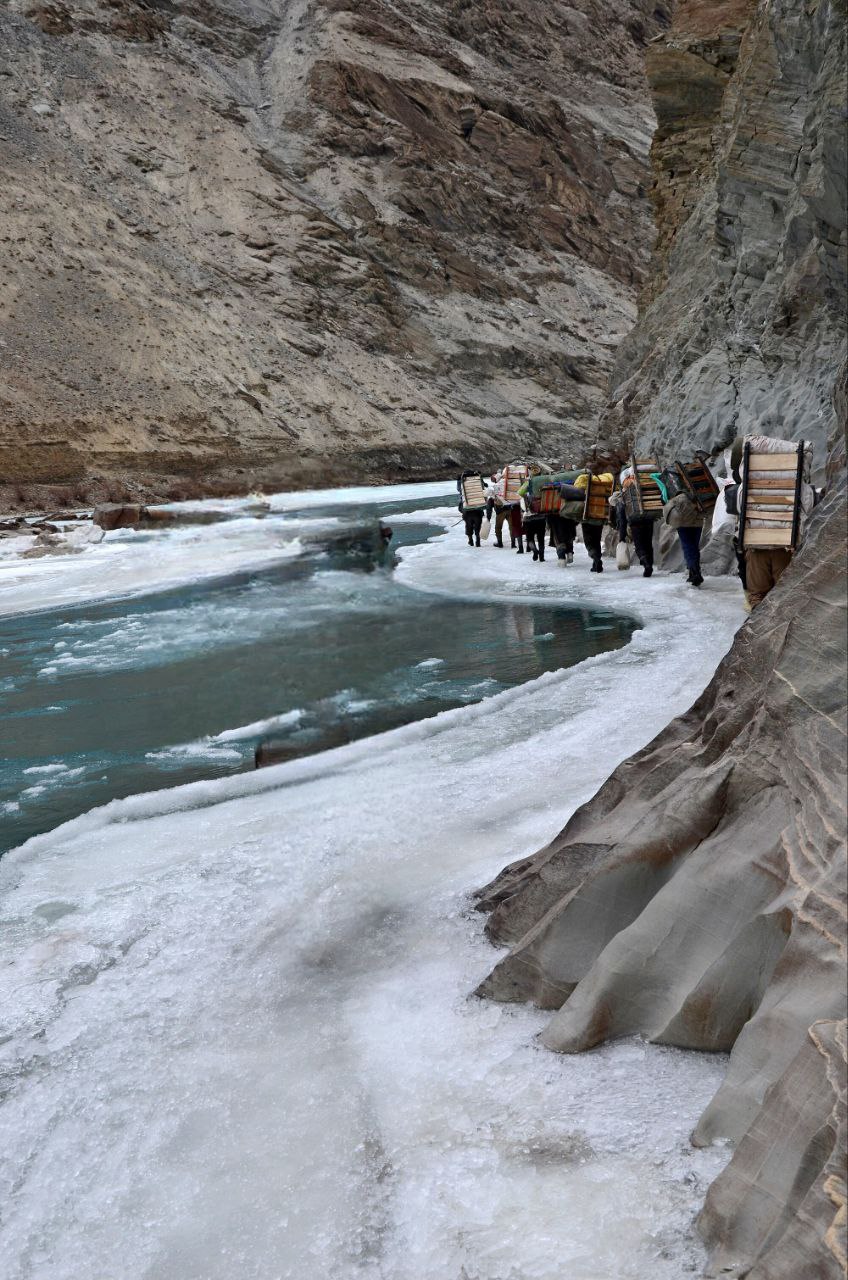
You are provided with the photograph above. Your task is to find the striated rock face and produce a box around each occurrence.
[0,0,667,504]
[479,473,847,1277]
[478,0,847,1275]
[599,0,847,471]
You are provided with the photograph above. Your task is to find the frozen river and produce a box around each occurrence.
[0,483,744,1279]
[0,485,635,852]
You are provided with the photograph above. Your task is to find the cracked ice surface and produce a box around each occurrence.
[0,516,744,1280]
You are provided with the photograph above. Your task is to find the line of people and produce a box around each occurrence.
[458,436,818,608]
[458,462,698,581]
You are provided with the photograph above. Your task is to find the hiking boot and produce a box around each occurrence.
[495,539,504,548]
[475,538,481,547]
[643,564,653,578]
[517,545,524,554]
[591,558,603,573]
[531,548,539,561]
[689,570,703,587]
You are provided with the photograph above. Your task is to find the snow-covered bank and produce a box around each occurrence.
[0,482,456,618]
[0,519,744,1280]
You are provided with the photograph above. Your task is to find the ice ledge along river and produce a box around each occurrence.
[0,490,745,1280]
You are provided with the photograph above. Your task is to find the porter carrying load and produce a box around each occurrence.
[457,470,487,547]
[622,457,664,521]
[574,471,615,572]
[580,472,615,524]
[737,435,814,608]
[738,439,810,552]
[501,464,529,505]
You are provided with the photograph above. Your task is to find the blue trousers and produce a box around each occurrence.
[677,526,702,572]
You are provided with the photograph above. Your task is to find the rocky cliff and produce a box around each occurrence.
[1,0,667,506]
[600,0,846,472]
[477,1,847,1276]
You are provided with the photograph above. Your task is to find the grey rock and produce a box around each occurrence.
[598,0,847,479]
[479,1,847,1274]
[479,476,847,1278]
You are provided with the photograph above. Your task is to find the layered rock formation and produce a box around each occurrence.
[600,0,847,471]
[478,1,847,1275]
[1,0,668,505]
[479,476,847,1275]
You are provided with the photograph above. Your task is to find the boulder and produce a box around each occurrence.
[92,503,143,531]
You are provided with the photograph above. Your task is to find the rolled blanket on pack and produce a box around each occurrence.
[558,484,585,502]
[525,471,582,497]
[524,472,584,515]
[746,434,813,480]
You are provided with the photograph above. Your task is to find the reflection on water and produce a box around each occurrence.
[0,500,637,853]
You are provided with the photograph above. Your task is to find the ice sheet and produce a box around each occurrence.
[150,480,456,516]
[0,522,305,618]
[0,519,745,1280]
[0,480,454,618]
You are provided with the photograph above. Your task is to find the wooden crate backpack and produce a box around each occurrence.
[501,464,527,505]
[672,457,720,512]
[738,440,809,551]
[582,473,614,524]
[460,474,487,510]
[622,456,664,520]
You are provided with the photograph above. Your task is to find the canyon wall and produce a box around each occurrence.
[478,1,847,1276]
[1,0,667,505]
[599,0,846,473]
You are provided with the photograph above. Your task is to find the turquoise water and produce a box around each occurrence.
[0,492,638,852]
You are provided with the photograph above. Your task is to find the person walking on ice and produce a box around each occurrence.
[457,470,488,547]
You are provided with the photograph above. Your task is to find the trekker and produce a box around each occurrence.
[549,511,576,564]
[556,471,586,565]
[663,491,705,586]
[619,465,656,577]
[457,470,487,547]
[739,433,815,609]
[517,467,547,561]
[488,471,518,549]
[575,469,614,573]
